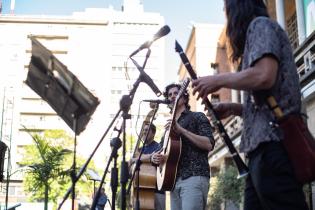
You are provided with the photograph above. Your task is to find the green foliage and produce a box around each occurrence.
[20,129,97,209]
[208,166,245,210]
[208,176,222,210]
[21,130,72,203]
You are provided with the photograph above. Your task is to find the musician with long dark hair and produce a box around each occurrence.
[192,0,309,209]
[151,83,214,210]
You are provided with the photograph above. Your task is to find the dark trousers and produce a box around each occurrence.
[244,141,309,210]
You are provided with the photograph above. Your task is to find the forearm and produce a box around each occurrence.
[180,128,213,151]
[218,56,278,91]
[218,71,259,91]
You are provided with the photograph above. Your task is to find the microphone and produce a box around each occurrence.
[130,57,162,96]
[143,99,171,104]
[129,25,171,57]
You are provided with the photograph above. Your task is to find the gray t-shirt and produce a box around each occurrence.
[239,17,301,153]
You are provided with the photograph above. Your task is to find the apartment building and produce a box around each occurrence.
[0,0,166,204]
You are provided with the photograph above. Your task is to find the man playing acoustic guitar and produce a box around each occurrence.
[151,83,214,210]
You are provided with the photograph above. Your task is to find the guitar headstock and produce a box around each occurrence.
[175,40,183,53]
[174,78,190,105]
[174,40,197,79]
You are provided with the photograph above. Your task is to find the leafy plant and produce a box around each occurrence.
[208,166,245,210]
[21,129,97,210]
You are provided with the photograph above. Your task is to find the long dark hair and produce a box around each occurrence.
[225,0,269,63]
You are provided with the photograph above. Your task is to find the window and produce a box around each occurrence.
[111,90,122,94]
[211,94,220,103]
[287,12,299,50]
[8,186,16,196]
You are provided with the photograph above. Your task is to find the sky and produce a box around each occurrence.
[1,0,226,83]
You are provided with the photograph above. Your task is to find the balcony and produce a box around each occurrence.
[294,30,315,88]
[209,116,243,166]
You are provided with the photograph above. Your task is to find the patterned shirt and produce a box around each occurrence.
[240,17,301,153]
[176,109,213,179]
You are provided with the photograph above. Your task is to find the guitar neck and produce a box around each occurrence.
[177,46,241,155]
[175,40,248,177]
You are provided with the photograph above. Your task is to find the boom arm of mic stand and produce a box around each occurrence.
[57,110,122,210]
[142,48,151,71]
[130,50,162,97]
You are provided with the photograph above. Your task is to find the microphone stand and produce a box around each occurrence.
[110,135,120,210]
[71,116,78,210]
[126,103,159,210]
[90,127,122,210]
[58,48,155,210]
[57,110,122,210]
[119,48,153,210]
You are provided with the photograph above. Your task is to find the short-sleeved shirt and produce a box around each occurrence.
[176,110,213,179]
[140,141,161,154]
[240,17,301,153]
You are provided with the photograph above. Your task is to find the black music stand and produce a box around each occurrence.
[26,36,100,134]
[8,203,21,210]
[86,169,101,195]
[26,36,100,210]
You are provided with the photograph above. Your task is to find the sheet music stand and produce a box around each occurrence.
[26,36,100,209]
[26,36,99,135]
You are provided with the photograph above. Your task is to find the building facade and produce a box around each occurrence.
[0,0,166,205]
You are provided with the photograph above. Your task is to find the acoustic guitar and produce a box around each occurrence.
[156,78,190,191]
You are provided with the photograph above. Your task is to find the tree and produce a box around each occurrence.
[21,129,97,210]
[208,166,245,210]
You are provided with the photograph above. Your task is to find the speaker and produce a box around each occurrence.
[0,141,8,182]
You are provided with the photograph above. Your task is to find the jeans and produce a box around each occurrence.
[244,141,309,210]
[171,176,209,210]
[155,192,166,210]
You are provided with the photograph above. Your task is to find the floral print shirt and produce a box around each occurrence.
[240,17,301,153]
[177,110,213,179]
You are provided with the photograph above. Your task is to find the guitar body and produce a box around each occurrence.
[156,128,182,191]
[156,78,190,191]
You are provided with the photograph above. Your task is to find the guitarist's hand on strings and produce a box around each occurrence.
[172,121,185,136]
[192,75,223,101]
[165,119,184,137]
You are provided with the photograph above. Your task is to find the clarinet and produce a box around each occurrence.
[175,40,248,178]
